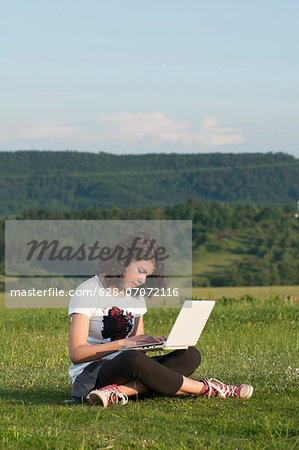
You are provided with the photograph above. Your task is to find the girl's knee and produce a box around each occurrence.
[119,349,148,367]
[186,347,201,366]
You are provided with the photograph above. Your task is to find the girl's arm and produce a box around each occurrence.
[69,313,121,364]
[69,313,158,365]
[129,316,144,337]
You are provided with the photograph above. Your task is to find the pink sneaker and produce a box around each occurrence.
[199,378,253,399]
[86,384,128,407]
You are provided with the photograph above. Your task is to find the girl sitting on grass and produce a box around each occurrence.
[68,232,253,407]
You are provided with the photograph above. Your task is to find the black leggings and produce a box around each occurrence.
[95,347,201,395]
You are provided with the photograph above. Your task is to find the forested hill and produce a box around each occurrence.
[1,151,298,215]
[0,202,298,287]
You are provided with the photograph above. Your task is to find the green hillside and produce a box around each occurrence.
[1,151,298,215]
[1,201,298,288]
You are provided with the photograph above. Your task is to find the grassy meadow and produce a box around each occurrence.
[0,291,298,449]
[193,285,299,301]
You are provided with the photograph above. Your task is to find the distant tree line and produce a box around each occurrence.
[1,151,298,215]
[1,201,298,289]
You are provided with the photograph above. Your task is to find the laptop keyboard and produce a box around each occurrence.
[122,341,166,350]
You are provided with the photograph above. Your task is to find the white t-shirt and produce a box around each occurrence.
[68,275,147,383]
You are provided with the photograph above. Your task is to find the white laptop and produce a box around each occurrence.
[121,300,215,351]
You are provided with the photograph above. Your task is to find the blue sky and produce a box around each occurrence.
[1,0,298,155]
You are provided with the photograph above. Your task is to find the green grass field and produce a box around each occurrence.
[1,285,299,309]
[0,294,298,449]
[192,250,243,281]
[193,285,299,301]
[192,230,247,286]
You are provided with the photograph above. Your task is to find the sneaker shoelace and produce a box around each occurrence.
[109,389,128,406]
[202,378,238,398]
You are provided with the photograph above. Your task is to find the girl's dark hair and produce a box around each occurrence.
[97,231,167,298]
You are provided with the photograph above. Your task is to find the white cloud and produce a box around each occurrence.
[97,113,245,147]
[0,113,245,150]
[98,112,189,144]
[183,116,245,146]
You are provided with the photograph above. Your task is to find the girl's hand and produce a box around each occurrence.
[119,334,166,348]
[153,335,167,342]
